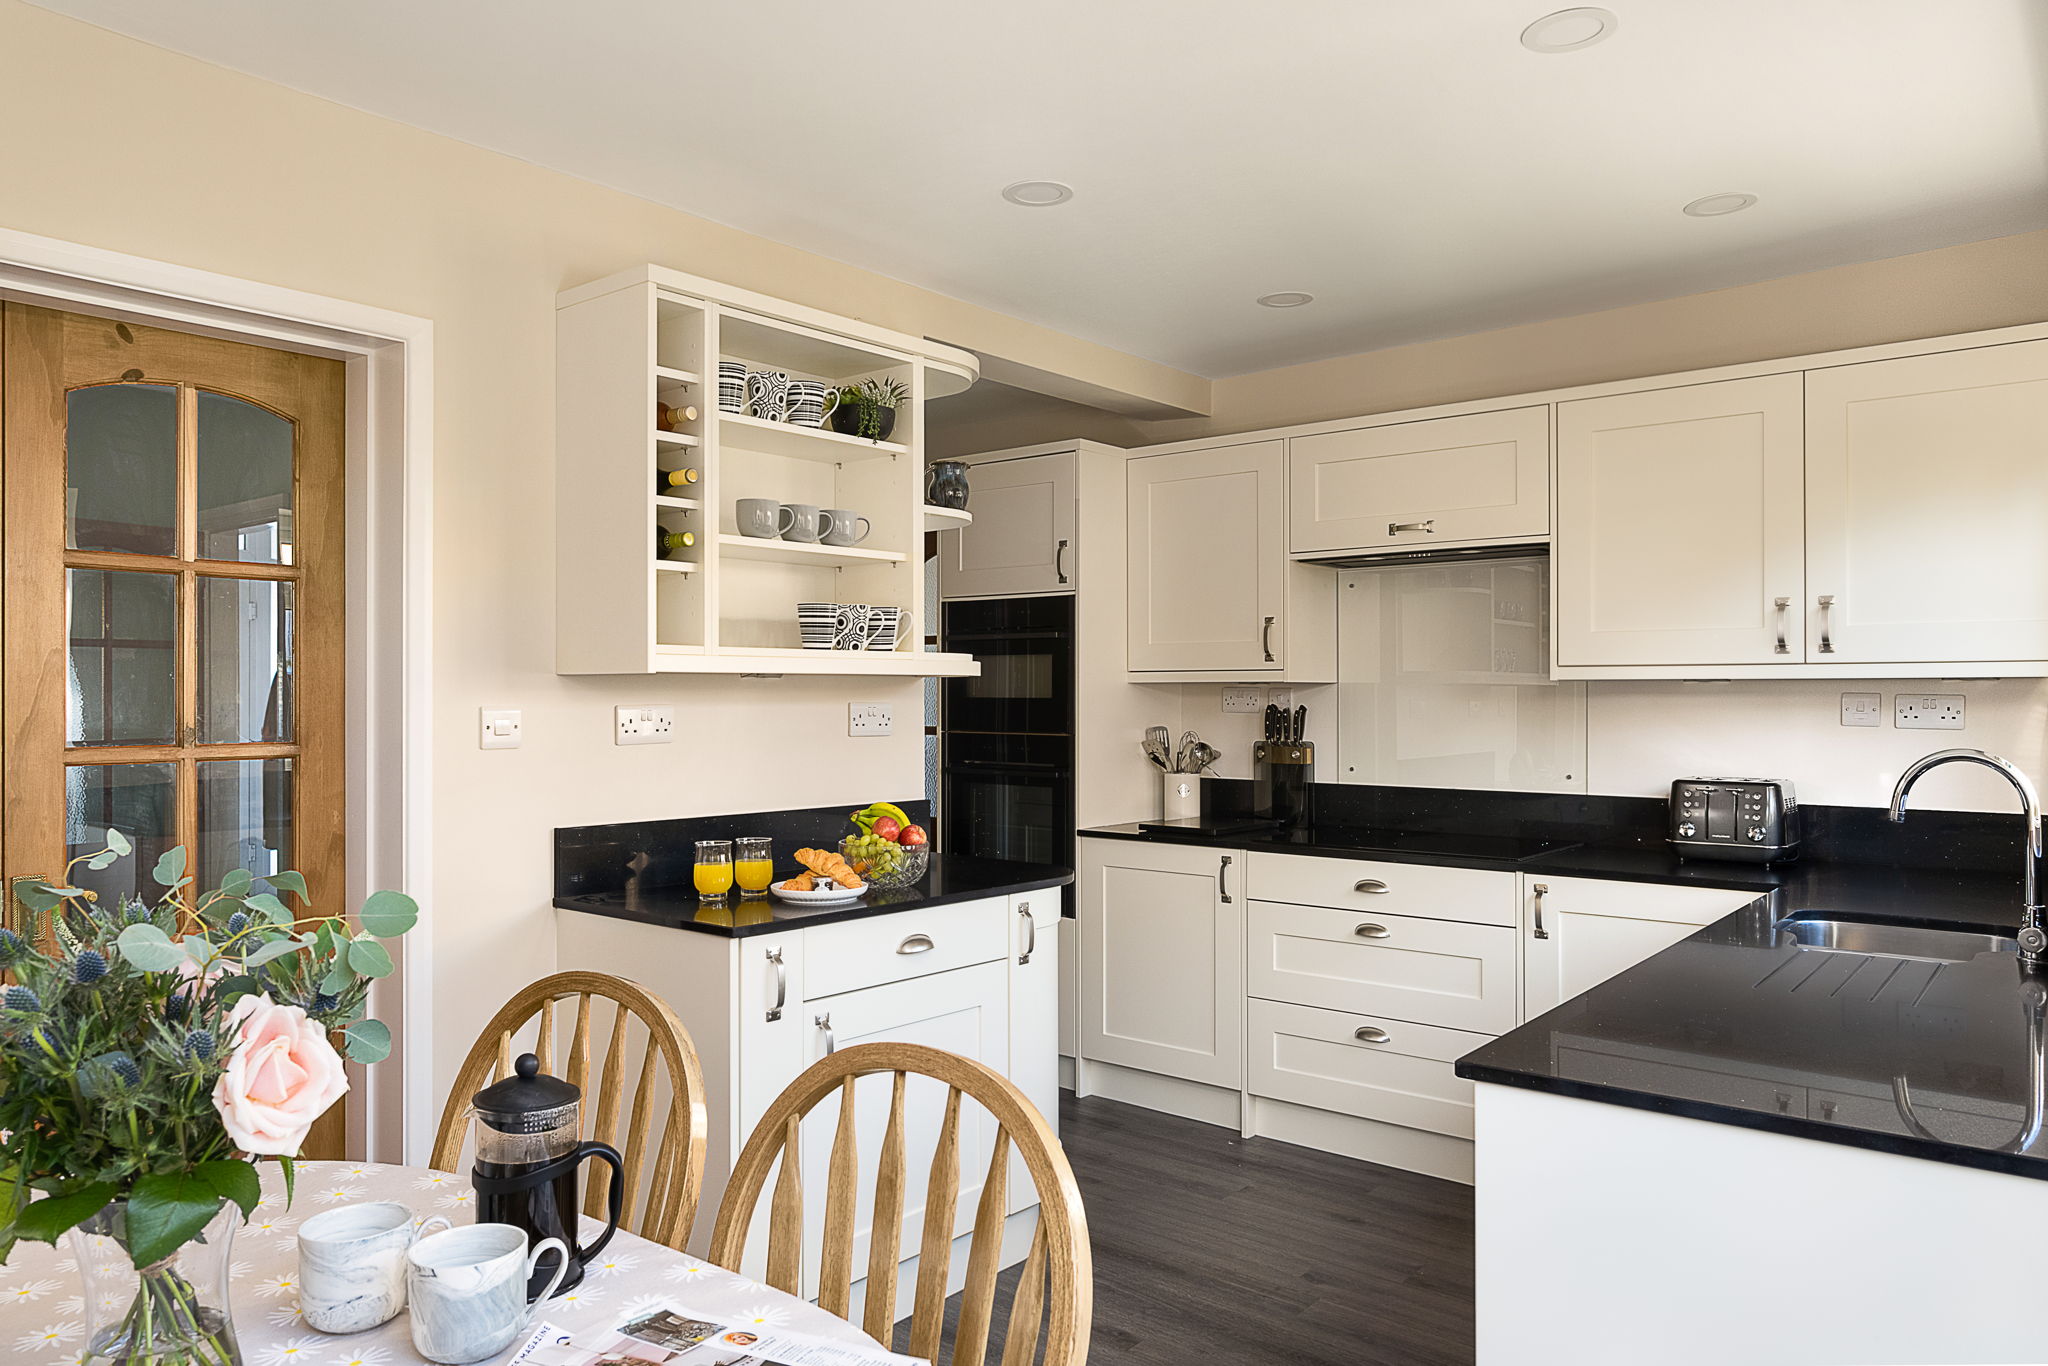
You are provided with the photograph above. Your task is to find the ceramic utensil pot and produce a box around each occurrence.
[745,369,791,422]
[467,1054,624,1298]
[736,498,795,539]
[819,510,871,547]
[406,1223,568,1365]
[786,379,838,427]
[781,504,824,543]
[298,1202,451,1333]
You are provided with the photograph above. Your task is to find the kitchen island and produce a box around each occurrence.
[1457,888,2048,1366]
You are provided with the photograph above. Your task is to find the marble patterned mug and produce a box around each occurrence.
[298,1202,451,1334]
[406,1223,568,1364]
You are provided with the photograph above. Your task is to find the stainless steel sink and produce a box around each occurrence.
[1775,911,2016,963]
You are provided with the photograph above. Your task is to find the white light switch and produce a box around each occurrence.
[849,702,892,737]
[1840,692,1882,727]
[479,708,522,750]
[615,705,676,745]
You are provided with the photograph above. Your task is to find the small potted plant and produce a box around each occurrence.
[828,377,908,441]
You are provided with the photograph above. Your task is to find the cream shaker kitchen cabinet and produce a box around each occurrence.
[937,449,1076,598]
[1804,339,2048,665]
[1555,374,1806,668]
[1521,875,1761,1019]
[1078,838,1245,1089]
[1006,892,1060,1215]
[1288,405,1550,555]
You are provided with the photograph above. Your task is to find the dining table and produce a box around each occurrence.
[0,1160,878,1365]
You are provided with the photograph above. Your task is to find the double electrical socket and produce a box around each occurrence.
[848,702,893,737]
[615,705,675,745]
[1839,692,1965,730]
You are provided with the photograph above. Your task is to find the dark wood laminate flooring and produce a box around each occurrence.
[901,1091,1475,1365]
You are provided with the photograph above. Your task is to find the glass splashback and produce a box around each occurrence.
[1335,555,1587,792]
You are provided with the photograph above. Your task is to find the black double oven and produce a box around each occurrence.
[939,596,1075,914]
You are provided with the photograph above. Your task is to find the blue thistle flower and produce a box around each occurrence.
[310,992,338,1014]
[3,985,40,1012]
[121,899,149,925]
[163,993,189,1023]
[73,949,108,985]
[79,1051,140,1097]
[225,911,248,935]
[185,1028,216,1061]
[0,928,21,963]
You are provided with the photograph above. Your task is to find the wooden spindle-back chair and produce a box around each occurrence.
[708,1042,1090,1366]
[429,972,707,1250]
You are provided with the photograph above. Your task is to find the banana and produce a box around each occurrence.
[869,801,912,829]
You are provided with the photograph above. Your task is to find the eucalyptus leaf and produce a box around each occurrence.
[85,850,117,871]
[124,1172,223,1268]
[104,828,132,857]
[219,867,254,898]
[245,893,292,926]
[346,938,394,978]
[358,890,418,939]
[342,1018,392,1064]
[320,955,353,996]
[151,846,188,888]
[269,870,309,902]
[11,880,59,914]
[240,939,303,969]
[114,923,190,972]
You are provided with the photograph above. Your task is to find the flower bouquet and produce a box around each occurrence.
[0,831,418,1366]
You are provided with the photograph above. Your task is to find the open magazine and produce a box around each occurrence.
[506,1306,932,1366]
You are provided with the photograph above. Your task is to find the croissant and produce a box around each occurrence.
[794,847,864,889]
[783,872,817,892]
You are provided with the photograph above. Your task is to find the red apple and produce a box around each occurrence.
[871,816,903,843]
[899,824,928,848]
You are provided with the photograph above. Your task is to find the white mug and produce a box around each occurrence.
[298,1202,451,1334]
[407,1223,569,1365]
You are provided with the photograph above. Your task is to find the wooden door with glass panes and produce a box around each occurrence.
[1,304,346,1153]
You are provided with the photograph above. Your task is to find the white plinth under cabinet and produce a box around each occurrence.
[555,265,981,677]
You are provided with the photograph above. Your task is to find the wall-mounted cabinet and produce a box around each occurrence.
[555,265,982,676]
[936,449,1076,599]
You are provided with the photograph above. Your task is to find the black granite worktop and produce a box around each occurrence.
[556,851,1071,938]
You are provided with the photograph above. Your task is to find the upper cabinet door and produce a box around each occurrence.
[1288,406,1550,555]
[1555,374,1805,667]
[1806,341,2048,665]
[937,450,1076,598]
[1127,441,1285,672]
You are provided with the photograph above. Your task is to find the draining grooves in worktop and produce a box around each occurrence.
[556,265,980,676]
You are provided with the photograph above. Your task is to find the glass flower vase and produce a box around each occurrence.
[66,1200,243,1366]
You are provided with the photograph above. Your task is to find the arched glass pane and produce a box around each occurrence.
[67,568,176,747]
[67,383,177,555]
[198,577,293,744]
[198,391,293,564]
[198,758,293,895]
[66,763,177,905]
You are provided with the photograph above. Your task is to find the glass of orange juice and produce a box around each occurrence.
[693,839,734,903]
[735,837,774,897]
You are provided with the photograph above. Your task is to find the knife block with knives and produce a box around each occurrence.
[1255,702,1314,830]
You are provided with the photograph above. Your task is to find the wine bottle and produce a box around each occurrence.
[658,467,701,493]
[657,401,700,431]
[657,529,696,559]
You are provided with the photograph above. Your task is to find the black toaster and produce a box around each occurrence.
[1669,778,1800,865]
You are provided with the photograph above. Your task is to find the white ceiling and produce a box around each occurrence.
[31,0,2048,377]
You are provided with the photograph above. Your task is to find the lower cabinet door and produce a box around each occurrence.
[796,961,1011,1303]
[1247,998,1491,1138]
[1247,899,1518,1034]
[1006,895,1060,1216]
[1522,876,1760,1018]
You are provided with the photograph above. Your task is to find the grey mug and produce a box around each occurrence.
[820,509,871,547]
[782,503,823,543]
[737,498,794,539]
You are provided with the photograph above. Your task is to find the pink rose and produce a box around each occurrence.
[210,995,348,1155]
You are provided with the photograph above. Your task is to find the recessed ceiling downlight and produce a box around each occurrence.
[1682,192,1759,217]
[1256,292,1315,309]
[1519,7,1618,52]
[1001,180,1073,207]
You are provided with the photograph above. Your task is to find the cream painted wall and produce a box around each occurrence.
[0,0,1219,1123]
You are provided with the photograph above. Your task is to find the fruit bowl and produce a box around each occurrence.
[841,835,929,889]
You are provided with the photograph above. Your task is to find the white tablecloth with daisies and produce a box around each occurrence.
[0,1161,872,1366]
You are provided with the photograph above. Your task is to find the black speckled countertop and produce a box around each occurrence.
[555,852,1072,938]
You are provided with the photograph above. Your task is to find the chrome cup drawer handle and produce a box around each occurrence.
[897,933,936,955]
[1354,923,1391,939]
[1354,879,1390,894]
[1354,1026,1391,1044]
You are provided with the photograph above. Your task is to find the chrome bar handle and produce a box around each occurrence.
[1354,1026,1391,1044]
[1773,596,1790,655]
[1261,616,1276,662]
[897,933,935,955]
[815,1013,835,1055]
[1532,882,1550,940]
[1354,879,1390,894]
[765,946,786,1022]
[1354,923,1391,939]
[1388,520,1435,535]
[1054,539,1069,585]
[1817,595,1836,654]
[1017,903,1036,965]
[1218,855,1233,904]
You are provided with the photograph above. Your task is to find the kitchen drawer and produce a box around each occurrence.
[803,898,1008,1000]
[1248,997,1490,1138]
[1247,899,1518,1033]
[1246,851,1515,926]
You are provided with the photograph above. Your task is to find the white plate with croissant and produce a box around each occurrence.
[769,848,869,903]
[770,878,868,905]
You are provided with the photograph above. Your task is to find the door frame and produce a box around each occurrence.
[0,227,434,1164]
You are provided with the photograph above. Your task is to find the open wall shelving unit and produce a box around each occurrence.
[556,265,981,676]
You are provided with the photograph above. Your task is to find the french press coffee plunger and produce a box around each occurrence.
[468,1053,624,1297]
